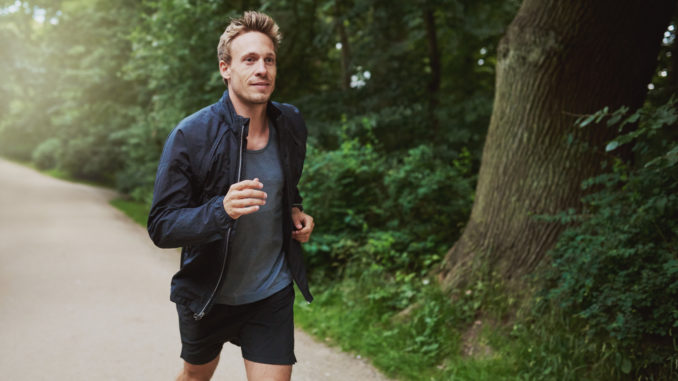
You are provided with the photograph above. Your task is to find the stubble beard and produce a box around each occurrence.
[232,85,273,107]
[247,94,271,105]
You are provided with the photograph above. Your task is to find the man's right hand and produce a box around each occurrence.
[223,178,267,219]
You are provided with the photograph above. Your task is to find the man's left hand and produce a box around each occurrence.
[291,207,314,243]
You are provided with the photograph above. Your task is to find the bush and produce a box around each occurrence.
[383,144,474,254]
[58,130,123,184]
[534,98,678,379]
[300,115,475,280]
[32,138,62,170]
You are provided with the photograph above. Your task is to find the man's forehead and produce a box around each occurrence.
[232,31,275,55]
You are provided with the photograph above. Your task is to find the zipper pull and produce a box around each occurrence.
[193,311,205,321]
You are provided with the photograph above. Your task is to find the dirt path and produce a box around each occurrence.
[0,158,391,381]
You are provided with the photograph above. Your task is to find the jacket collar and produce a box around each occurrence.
[217,90,282,132]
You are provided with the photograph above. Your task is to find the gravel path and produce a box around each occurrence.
[0,158,391,381]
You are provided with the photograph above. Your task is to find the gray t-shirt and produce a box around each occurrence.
[216,124,293,305]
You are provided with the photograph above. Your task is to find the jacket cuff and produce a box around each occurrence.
[214,196,234,228]
[292,203,304,212]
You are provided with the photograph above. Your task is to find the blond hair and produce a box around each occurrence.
[217,11,282,64]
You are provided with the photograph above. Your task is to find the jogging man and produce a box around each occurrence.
[148,11,314,381]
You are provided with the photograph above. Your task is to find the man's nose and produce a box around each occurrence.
[255,59,267,75]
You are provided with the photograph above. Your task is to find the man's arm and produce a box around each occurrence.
[291,108,307,214]
[284,103,313,243]
[290,117,312,242]
[147,128,233,248]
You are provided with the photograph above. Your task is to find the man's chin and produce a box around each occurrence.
[230,89,273,106]
[247,94,272,104]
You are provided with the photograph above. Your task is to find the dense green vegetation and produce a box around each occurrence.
[514,98,678,380]
[2,0,677,379]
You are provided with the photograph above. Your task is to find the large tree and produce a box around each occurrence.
[440,0,677,288]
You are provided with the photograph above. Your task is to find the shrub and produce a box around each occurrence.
[32,138,62,170]
[300,114,475,280]
[535,98,678,379]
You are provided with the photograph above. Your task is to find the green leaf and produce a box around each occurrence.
[579,114,597,127]
[596,107,609,122]
[621,358,631,374]
[605,141,619,152]
[625,112,641,125]
[607,113,623,126]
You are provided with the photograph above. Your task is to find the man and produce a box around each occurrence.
[147,11,314,381]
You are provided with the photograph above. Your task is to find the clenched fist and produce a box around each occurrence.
[223,178,267,219]
[291,207,314,243]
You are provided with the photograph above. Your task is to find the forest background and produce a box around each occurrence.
[1,0,677,379]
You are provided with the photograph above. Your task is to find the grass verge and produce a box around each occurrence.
[109,198,150,226]
[293,271,519,380]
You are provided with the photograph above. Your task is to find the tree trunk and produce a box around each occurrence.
[440,0,676,290]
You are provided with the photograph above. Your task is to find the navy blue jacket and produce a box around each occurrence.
[148,90,312,320]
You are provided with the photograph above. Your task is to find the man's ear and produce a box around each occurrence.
[219,60,231,80]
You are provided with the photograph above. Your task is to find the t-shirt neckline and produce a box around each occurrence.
[247,122,274,154]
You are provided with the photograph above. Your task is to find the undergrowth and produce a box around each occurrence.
[294,266,520,380]
[521,98,678,380]
[294,98,678,381]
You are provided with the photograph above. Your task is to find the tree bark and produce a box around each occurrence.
[439,0,677,290]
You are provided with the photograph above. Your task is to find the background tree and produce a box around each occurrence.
[440,0,677,288]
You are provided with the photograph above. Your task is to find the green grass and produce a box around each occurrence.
[292,269,666,381]
[109,198,150,227]
[42,167,109,188]
[293,274,520,381]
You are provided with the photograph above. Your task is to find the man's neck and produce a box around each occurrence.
[229,90,268,136]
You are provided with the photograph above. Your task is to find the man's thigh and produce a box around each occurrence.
[176,303,247,365]
[239,284,297,366]
[244,359,292,381]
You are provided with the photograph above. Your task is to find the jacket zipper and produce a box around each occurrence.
[193,124,246,320]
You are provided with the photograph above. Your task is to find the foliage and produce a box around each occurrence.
[300,114,475,280]
[521,98,678,379]
[31,137,61,170]
[294,268,518,381]
[0,0,143,183]
[0,2,53,161]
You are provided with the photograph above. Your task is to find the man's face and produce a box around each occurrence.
[221,31,277,106]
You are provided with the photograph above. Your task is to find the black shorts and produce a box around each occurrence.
[176,283,296,365]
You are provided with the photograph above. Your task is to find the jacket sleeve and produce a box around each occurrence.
[290,108,308,211]
[147,127,233,248]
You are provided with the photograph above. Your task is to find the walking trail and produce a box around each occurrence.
[0,158,391,381]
